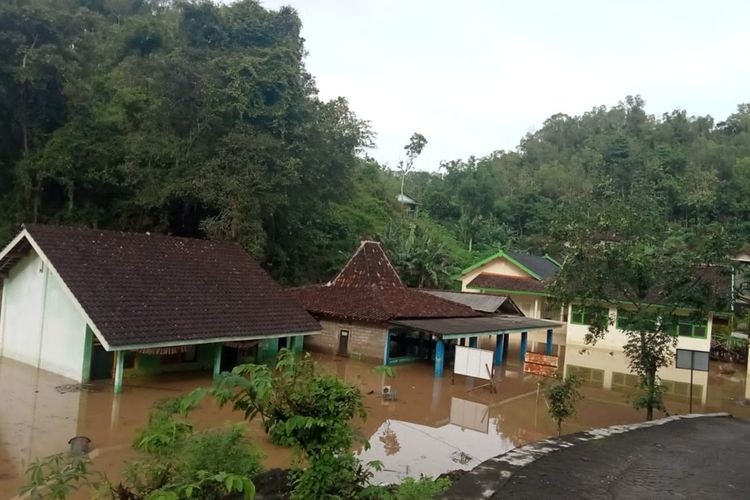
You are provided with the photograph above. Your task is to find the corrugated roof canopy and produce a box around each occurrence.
[419,290,522,315]
[390,316,562,337]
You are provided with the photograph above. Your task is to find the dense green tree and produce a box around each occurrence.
[548,178,734,420]
[1,0,750,289]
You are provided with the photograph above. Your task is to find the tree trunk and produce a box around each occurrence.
[646,368,656,421]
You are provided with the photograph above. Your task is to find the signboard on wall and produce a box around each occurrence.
[454,346,494,380]
[675,349,709,372]
[523,352,559,378]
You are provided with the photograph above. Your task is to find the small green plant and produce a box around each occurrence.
[20,453,105,499]
[373,364,397,378]
[359,476,452,499]
[544,374,584,436]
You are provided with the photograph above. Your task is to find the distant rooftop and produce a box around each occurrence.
[420,289,523,315]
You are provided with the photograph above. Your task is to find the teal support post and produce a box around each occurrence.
[503,333,510,359]
[213,344,222,378]
[520,331,528,362]
[383,331,391,365]
[494,334,504,366]
[114,350,125,394]
[546,329,554,355]
[469,337,478,348]
[434,339,445,377]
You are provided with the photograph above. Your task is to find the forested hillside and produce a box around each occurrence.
[2,0,750,286]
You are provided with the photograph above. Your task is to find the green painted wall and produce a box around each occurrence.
[197,344,217,369]
[257,338,279,362]
[290,336,304,353]
[137,354,161,375]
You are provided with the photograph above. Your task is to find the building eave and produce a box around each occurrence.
[108,330,321,352]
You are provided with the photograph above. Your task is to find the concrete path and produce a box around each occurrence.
[440,413,750,499]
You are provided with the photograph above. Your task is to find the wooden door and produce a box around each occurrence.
[337,330,350,356]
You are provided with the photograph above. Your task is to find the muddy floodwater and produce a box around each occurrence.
[2,342,750,495]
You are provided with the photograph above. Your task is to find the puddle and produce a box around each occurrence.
[1,343,749,495]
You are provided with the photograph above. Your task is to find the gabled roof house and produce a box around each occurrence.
[457,249,563,322]
[0,224,320,392]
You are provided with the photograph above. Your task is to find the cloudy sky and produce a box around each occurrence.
[259,0,750,171]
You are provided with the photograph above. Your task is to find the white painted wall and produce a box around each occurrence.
[39,268,87,380]
[565,305,713,353]
[0,253,87,381]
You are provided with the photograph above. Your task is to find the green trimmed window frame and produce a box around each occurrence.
[570,305,608,326]
[671,316,708,338]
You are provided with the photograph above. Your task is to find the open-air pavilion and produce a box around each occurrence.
[389,316,562,377]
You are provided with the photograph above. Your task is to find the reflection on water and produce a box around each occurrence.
[358,416,515,484]
[2,344,750,494]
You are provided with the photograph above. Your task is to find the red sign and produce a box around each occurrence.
[523,352,559,378]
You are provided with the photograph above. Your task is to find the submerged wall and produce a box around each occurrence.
[305,319,387,361]
[0,253,87,381]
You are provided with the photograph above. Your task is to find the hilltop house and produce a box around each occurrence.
[288,241,561,377]
[0,224,320,392]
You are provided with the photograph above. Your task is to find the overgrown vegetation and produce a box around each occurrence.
[544,375,584,436]
[3,2,750,289]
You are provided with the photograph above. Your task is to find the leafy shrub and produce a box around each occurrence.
[213,349,371,498]
[22,390,260,500]
[123,391,261,499]
[20,453,104,500]
[359,476,452,500]
[544,375,583,436]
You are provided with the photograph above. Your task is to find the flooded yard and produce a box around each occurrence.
[2,343,750,495]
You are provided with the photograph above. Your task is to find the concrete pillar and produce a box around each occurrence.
[434,339,445,377]
[469,337,478,348]
[113,350,125,394]
[383,331,391,365]
[213,343,222,378]
[520,331,528,362]
[546,329,554,355]
[494,334,504,366]
[503,333,510,359]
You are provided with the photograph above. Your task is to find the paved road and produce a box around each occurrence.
[441,415,750,499]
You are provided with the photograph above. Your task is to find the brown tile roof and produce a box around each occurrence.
[7,224,320,348]
[467,273,550,294]
[288,240,478,323]
[329,240,403,288]
[287,286,478,323]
